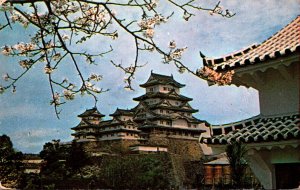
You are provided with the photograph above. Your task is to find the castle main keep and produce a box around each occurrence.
[71,72,209,160]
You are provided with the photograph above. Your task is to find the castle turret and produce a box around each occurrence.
[71,107,105,142]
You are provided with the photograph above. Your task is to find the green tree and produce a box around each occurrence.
[99,154,171,189]
[0,134,24,188]
[66,141,89,177]
[226,141,248,188]
[39,139,70,179]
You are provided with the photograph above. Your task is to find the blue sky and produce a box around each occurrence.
[0,0,299,153]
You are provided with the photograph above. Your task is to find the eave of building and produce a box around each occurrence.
[78,107,105,118]
[211,47,300,72]
[133,92,192,101]
[71,131,96,136]
[109,108,134,117]
[140,81,185,88]
[138,124,206,133]
[140,73,185,88]
[99,120,124,127]
[98,128,141,134]
[134,114,202,124]
[208,139,300,155]
[230,53,299,88]
[150,105,198,113]
[71,123,98,130]
[201,113,299,146]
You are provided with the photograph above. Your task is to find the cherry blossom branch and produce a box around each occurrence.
[0,0,236,117]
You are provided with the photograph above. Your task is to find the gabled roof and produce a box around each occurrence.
[201,113,300,145]
[71,119,98,130]
[78,107,105,118]
[149,100,198,113]
[140,72,185,88]
[203,16,300,71]
[133,90,192,101]
[109,108,134,117]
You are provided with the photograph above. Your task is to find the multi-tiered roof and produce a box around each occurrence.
[71,107,105,141]
[132,72,206,137]
[140,73,185,88]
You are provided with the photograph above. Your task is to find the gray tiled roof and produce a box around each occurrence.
[201,113,300,145]
[109,108,134,116]
[203,16,300,71]
[140,72,185,88]
[133,91,192,101]
[78,107,105,117]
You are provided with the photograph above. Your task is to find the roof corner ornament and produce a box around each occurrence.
[200,51,210,67]
[199,51,206,59]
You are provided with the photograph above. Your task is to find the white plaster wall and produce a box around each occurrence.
[100,132,139,140]
[134,146,168,152]
[157,84,180,93]
[120,115,132,121]
[250,64,299,116]
[145,84,180,93]
[173,119,188,128]
[146,85,159,93]
[168,99,182,106]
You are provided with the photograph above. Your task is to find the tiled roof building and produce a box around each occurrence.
[203,16,300,71]
[71,72,210,160]
[203,113,299,145]
[200,16,300,189]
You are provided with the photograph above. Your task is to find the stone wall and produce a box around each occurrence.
[147,133,203,161]
[80,132,203,161]
[81,139,139,154]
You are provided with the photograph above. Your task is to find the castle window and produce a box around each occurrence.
[160,110,163,113]
[160,121,164,124]
[150,88,154,92]
[163,87,167,91]
[166,121,172,126]
[188,124,191,128]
